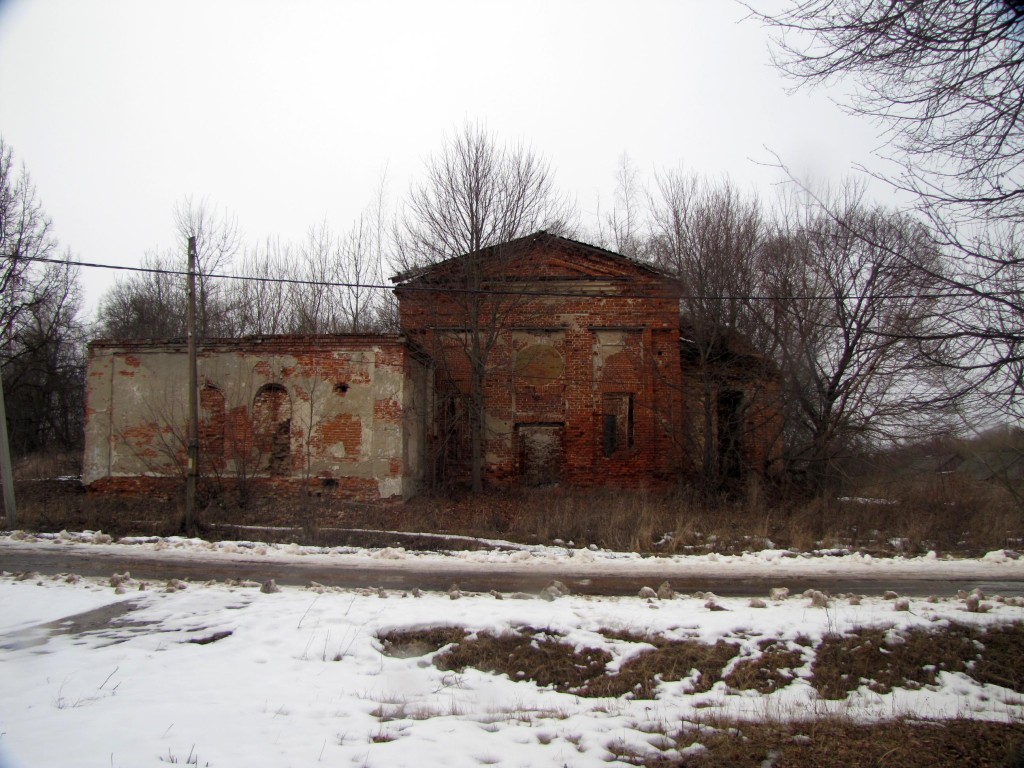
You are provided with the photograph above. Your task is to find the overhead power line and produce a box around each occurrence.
[22,254,1021,304]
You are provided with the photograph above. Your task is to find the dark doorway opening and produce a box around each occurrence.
[717,389,744,481]
[517,423,564,487]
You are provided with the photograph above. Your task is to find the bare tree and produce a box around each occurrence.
[750,0,1024,427]
[282,171,399,335]
[645,171,776,492]
[750,0,1024,225]
[98,192,396,341]
[228,236,292,336]
[598,153,646,260]
[289,220,342,334]
[337,215,387,333]
[759,187,950,490]
[98,199,240,340]
[2,257,86,455]
[97,252,188,339]
[0,139,58,346]
[367,172,402,333]
[922,223,1024,425]
[0,139,87,457]
[338,172,397,334]
[285,215,392,335]
[395,123,571,491]
[173,197,240,337]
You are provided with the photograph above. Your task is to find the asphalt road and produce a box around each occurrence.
[3,541,1024,597]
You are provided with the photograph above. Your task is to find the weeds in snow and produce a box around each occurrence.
[157,745,207,765]
[54,667,120,710]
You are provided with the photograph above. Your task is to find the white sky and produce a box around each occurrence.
[0,0,892,320]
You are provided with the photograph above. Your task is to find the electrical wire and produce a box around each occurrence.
[21,254,1022,304]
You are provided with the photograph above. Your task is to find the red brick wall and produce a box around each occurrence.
[397,237,685,489]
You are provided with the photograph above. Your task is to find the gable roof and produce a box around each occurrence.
[391,230,671,286]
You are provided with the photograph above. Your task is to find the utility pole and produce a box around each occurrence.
[185,235,199,533]
[0,372,16,528]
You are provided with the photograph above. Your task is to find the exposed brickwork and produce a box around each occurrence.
[394,232,782,490]
[315,413,362,461]
[373,398,402,423]
[84,335,423,502]
[199,385,226,471]
[396,233,686,489]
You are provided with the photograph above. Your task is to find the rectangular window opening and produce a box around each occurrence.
[443,392,472,462]
[627,393,634,448]
[603,414,617,457]
[603,393,634,457]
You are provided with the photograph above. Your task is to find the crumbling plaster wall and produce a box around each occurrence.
[83,337,425,501]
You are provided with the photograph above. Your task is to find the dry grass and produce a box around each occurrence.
[967,622,1024,694]
[811,626,975,698]
[13,451,81,480]
[722,638,806,695]
[385,625,739,700]
[812,622,1024,699]
[373,623,1024,765]
[9,477,176,537]
[432,629,612,694]
[377,622,1024,705]
[383,484,1024,557]
[672,717,1024,767]
[579,639,739,699]
[377,627,467,659]
[7,447,1024,557]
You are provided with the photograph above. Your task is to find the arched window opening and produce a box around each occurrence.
[199,384,226,470]
[515,344,564,387]
[253,383,292,476]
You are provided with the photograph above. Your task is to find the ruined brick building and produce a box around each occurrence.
[82,232,779,501]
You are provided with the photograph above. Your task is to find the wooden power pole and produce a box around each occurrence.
[0,371,16,528]
[184,235,199,533]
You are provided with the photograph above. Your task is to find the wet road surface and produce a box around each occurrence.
[4,541,1024,597]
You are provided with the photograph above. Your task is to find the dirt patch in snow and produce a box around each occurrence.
[380,622,1024,703]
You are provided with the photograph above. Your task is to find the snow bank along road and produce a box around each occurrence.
[2,531,1023,596]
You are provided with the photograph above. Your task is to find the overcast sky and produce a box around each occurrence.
[0,0,892,319]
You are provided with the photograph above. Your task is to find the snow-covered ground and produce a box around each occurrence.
[1,533,1024,767]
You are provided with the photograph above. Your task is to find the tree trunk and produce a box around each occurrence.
[470,366,484,493]
[702,375,717,497]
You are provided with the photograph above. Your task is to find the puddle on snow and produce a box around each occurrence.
[0,600,157,651]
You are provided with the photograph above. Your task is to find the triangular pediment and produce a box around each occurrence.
[510,246,655,282]
[392,231,671,286]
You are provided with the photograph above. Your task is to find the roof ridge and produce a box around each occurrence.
[391,231,670,284]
